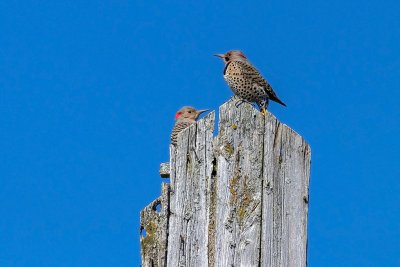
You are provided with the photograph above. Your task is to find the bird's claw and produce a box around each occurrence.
[235,99,253,108]
[261,107,266,116]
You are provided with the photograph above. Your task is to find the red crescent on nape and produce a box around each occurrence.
[175,112,182,120]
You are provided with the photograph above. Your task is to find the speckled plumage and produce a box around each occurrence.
[215,50,286,112]
[171,106,209,146]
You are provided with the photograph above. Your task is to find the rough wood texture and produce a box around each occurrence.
[261,111,311,267]
[140,183,170,267]
[159,163,170,178]
[140,99,311,266]
[167,111,215,266]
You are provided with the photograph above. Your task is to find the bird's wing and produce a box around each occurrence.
[237,61,286,106]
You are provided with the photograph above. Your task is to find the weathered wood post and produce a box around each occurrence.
[140,99,311,266]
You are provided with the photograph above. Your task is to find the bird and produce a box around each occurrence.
[171,106,209,146]
[214,50,286,116]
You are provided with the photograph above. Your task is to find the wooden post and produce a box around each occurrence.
[140,183,170,266]
[140,99,311,266]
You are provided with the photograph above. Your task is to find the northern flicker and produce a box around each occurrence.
[171,106,209,146]
[214,50,286,115]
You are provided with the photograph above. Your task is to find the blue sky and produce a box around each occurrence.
[1,1,399,266]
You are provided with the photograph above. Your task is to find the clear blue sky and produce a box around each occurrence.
[1,1,399,266]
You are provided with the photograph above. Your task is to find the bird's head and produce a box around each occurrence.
[175,106,209,122]
[214,50,248,63]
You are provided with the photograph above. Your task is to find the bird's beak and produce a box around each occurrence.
[197,109,209,115]
[213,54,224,58]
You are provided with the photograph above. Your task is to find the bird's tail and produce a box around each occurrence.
[271,96,286,107]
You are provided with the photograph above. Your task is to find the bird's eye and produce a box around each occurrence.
[225,57,229,61]
[188,111,192,113]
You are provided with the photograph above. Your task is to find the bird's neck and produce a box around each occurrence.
[177,117,196,124]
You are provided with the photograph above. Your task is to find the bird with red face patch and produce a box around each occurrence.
[214,50,286,116]
[171,106,209,146]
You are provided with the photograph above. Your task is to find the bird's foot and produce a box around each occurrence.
[261,107,266,116]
